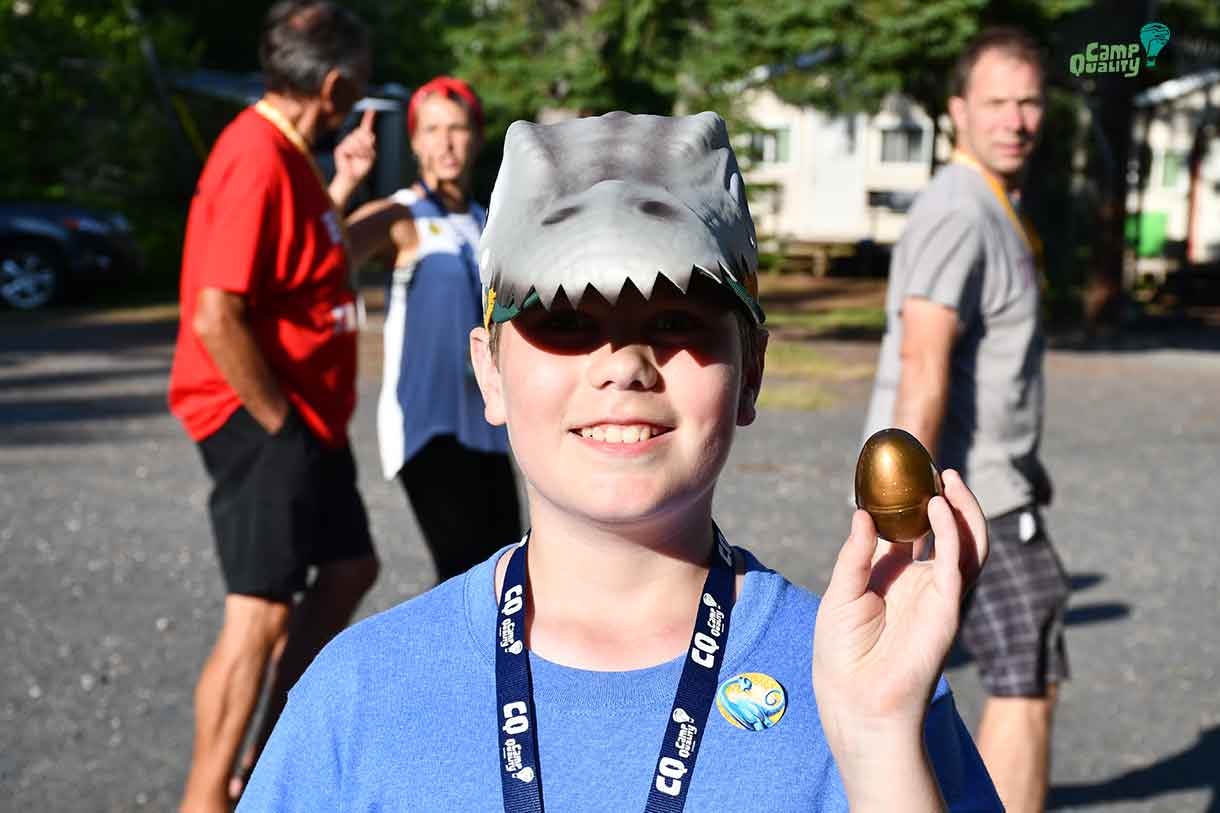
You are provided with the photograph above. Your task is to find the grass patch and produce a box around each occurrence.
[757,339,875,412]
[764,306,886,336]
[757,380,832,411]
[763,340,874,381]
[763,339,842,378]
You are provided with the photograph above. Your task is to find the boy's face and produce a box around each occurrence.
[471,276,765,529]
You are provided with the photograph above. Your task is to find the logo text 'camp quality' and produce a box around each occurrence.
[1070,42,1142,77]
[1068,23,1171,79]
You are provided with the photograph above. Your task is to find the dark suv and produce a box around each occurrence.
[0,201,143,310]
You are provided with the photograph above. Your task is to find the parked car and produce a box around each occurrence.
[0,201,143,310]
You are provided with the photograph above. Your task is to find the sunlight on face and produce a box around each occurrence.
[476,277,759,531]
[951,49,1044,181]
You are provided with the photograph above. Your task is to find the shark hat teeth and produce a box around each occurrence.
[479,110,763,326]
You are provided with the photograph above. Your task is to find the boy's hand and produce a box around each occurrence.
[812,470,986,797]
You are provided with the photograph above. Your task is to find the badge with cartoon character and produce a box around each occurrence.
[716,673,786,731]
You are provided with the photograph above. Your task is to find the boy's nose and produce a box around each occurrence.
[587,343,659,391]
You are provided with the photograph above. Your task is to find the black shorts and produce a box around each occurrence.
[198,406,375,601]
[959,506,1070,697]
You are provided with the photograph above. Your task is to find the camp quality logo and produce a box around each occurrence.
[1069,22,1171,78]
[1139,23,1172,66]
[1070,42,1143,78]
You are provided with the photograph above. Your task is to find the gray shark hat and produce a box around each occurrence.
[479,110,764,329]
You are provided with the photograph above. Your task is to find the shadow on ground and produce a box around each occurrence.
[0,317,178,360]
[1048,725,1220,812]
[1050,311,1220,353]
[948,568,1220,810]
[0,317,178,447]
[757,276,889,343]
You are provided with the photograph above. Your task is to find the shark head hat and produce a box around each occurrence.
[479,110,764,330]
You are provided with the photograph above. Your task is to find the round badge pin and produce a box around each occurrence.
[716,673,787,731]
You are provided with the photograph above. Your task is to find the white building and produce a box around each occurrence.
[740,88,949,263]
[1130,68,1220,270]
[740,71,1220,279]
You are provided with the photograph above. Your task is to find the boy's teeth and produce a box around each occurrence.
[579,424,658,444]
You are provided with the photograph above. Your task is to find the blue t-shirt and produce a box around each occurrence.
[240,544,1001,811]
[376,189,509,479]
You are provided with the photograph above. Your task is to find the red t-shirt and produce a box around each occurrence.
[168,107,358,448]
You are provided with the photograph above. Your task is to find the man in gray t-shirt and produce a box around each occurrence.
[863,160,1050,518]
[860,28,1068,813]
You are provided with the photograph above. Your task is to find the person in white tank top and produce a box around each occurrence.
[348,77,521,583]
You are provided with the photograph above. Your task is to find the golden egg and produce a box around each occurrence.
[854,428,943,543]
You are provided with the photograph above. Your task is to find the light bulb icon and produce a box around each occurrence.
[1140,23,1171,67]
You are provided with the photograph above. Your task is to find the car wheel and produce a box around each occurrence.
[0,240,65,310]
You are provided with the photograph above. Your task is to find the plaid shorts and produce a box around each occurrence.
[959,506,1070,697]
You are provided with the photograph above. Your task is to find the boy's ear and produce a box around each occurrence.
[470,326,507,426]
[736,328,768,427]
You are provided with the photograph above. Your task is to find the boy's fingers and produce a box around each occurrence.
[940,469,988,579]
[360,107,377,134]
[823,510,880,608]
[926,495,963,600]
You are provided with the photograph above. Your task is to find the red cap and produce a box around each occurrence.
[407,76,483,137]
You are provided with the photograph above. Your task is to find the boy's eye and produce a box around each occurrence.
[541,311,597,332]
[651,311,704,334]
[516,309,602,350]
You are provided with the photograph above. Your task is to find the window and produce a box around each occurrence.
[749,127,791,164]
[867,190,917,212]
[1161,151,1184,188]
[880,126,925,163]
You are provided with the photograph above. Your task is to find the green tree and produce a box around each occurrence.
[1045,0,1220,327]
[347,0,477,89]
[0,0,194,202]
[0,0,199,285]
[449,0,706,135]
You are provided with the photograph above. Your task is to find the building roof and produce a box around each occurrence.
[1134,68,1220,107]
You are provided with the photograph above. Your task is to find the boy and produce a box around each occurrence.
[239,111,1002,811]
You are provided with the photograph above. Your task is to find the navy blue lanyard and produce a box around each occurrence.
[494,528,736,812]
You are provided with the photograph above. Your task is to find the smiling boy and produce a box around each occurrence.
[238,111,1002,812]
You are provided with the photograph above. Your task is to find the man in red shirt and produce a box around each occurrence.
[167,3,378,810]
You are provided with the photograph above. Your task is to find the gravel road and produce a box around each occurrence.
[2,308,1217,811]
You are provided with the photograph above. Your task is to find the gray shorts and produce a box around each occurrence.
[959,507,1070,697]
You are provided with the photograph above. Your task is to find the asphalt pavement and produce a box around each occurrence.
[2,306,1218,811]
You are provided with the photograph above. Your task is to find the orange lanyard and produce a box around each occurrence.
[951,150,1043,267]
[253,99,352,257]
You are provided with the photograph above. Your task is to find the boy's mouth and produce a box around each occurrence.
[572,423,673,444]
